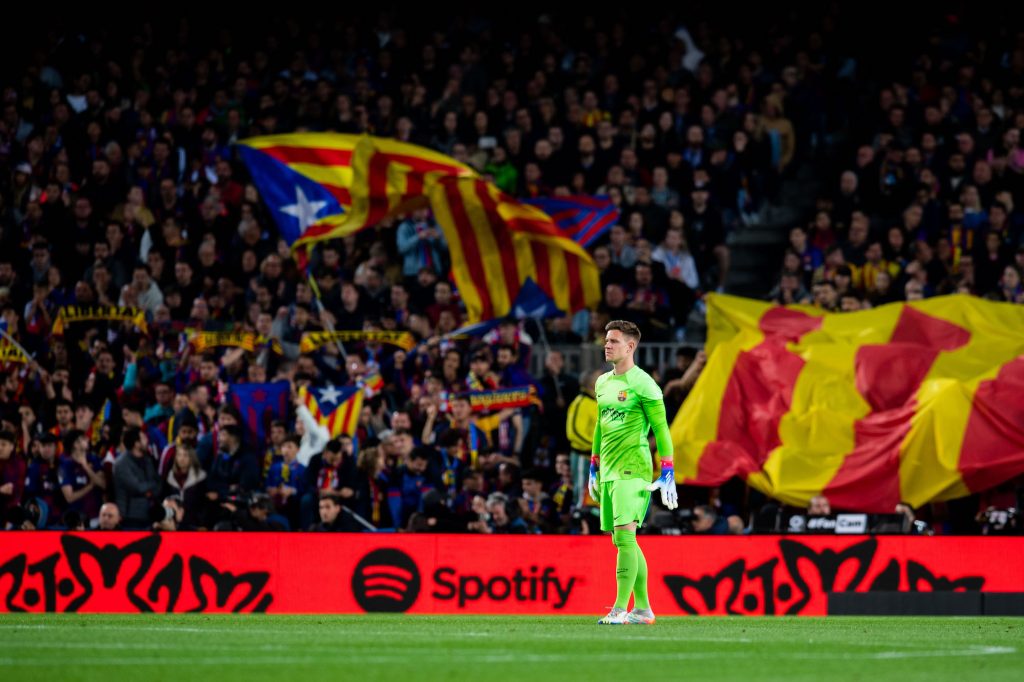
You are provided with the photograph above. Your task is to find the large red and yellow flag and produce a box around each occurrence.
[675,293,1024,512]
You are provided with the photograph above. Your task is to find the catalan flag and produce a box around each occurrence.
[300,385,363,438]
[238,133,473,250]
[358,372,385,398]
[522,195,619,247]
[427,175,600,323]
[242,133,601,325]
[674,293,1024,512]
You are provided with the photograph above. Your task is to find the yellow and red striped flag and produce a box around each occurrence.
[239,133,474,249]
[240,133,601,323]
[425,174,600,323]
[300,385,363,438]
[674,293,1024,512]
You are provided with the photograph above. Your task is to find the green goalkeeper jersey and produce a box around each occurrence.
[592,364,673,482]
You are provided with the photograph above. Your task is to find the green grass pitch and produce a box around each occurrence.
[0,615,1020,681]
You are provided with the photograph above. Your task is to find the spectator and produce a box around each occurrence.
[113,427,161,528]
[97,503,123,531]
[162,444,207,529]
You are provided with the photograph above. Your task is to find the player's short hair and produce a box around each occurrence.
[605,320,641,343]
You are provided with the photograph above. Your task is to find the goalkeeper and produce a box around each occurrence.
[590,320,677,625]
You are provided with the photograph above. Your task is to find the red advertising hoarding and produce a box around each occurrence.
[0,533,1020,615]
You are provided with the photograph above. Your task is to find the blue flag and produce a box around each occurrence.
[229,380,291,444]
[523,195,619,247]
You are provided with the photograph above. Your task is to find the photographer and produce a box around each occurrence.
[215,493,283,532]
[152,495,187,531]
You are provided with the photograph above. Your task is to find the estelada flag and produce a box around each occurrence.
[674,293,1024,512]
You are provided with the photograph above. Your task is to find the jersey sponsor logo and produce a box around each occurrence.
[617,390,628,401]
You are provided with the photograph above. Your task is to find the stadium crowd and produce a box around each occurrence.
[0,9,1022,536]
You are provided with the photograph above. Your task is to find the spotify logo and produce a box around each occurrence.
[352,548,421,612]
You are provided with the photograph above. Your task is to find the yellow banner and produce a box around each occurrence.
[190,331,283,355]
[52,306,148,335]
[299,330,416,354]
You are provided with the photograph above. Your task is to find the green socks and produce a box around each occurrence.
[612,529,638,610]
[633,541,650,610]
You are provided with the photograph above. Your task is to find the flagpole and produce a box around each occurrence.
[534,319,561,405]
[307,273,348,358]
[0,328,33,364]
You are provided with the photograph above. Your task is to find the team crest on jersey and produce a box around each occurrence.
[617,390,628,401]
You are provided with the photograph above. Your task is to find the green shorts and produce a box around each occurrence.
[599,478,652,532]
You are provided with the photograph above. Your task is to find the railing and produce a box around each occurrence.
[528,343,702,378]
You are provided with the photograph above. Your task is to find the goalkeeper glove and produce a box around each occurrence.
[588,455,600,504]
[646,459,678,510]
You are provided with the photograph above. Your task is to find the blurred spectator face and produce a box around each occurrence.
[957,133,975,156]
[98,503,121,530]
[487,497,509,524]
[1002,266,1021,290]
[593,246,611,269]
[434,282,452,305]
[451,397,471,422]
[839,171,858,195]
[692,507,715,533]
[948,153,966,175]
[813,282,837,308]
[905,281,924,300]
[56,403,73,428]
[961,185,981,209]
[578,135,595,156]
[609,225,627,247]
[848,216,869,246]
[840,296,861,312]
[604,284,626,308]
[973,160,993,185]
[635,264,653,287]
[319,497,342,524]
[986,231,1001,253]
[407,452,428,474]
[496,347,515,368]
[436,310,456,334]
[789,226,808,251]
[522,477,543,498]
[74,198,92,222]
[545,351,564,375]
[390,285,409,310]
[686,125,704,148]
[855,146,874,168]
